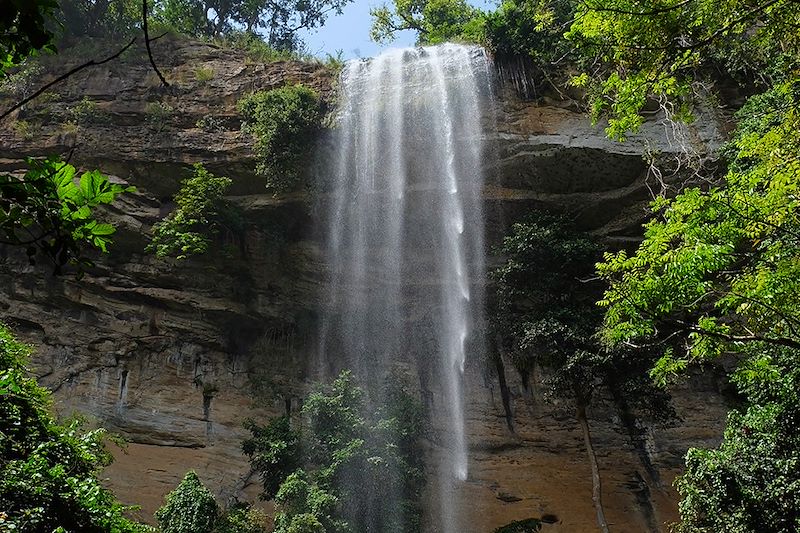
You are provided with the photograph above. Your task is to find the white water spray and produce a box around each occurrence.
[318,44,491,532]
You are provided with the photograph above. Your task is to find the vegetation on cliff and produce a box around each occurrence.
[238,85,323,194]
[492,215,673,532]
[242,371,425,533]
[147,163,240,260]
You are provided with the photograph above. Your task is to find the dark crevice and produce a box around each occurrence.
[493,334,515,431]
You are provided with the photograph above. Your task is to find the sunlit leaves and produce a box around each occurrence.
[598,81,800,380]
[0,325,150,532]
[674,347,800,533]
[0,157,133,273]
[566,0,800,138]
[238,85,321,194]
[146,163,233,260]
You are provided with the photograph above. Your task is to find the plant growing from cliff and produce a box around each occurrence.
[0,157,134,274]
[147,163,238,260]
[145,100,175,132]
[238,84,321,194]
[0,323,150,532]
[493,213,673,533]
[243,370,425,533]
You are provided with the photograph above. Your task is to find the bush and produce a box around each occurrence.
[156,471,219,533]
[243,371,425,533]
[238,85,321,193]
[145,101,174,132]
[195,66,214,83]
[147,163,235,260]
[68,96,103,124]
[0,324,149,532]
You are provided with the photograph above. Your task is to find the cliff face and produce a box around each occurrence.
[0,37,728,532]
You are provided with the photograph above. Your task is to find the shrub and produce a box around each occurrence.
[0,324,149,532]
[145,101,174,132]
[195,66,214,83]
[196,115,225,133]
[156,471,219,533]
[68,96,103,124]
[147,163,235,260]
[244,371,425,533]
[238,85,321,193]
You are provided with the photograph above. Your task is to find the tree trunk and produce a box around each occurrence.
[577,402,611,533]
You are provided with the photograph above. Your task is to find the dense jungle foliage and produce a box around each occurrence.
[2,0,800,531]
[242,371,425,533]
[0,325,149,532]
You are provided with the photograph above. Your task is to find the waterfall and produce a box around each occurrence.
[317,44,491,532]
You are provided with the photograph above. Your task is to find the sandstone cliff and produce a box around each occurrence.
[0,36,729,532]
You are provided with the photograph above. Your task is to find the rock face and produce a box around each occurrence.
[0,38,728,531]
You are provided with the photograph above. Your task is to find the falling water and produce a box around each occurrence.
[317,44,491,532]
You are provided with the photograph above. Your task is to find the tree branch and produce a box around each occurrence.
[0,37,137,120]
[142,0,169,87]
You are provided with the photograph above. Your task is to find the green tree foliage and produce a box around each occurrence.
[0,324,149,532]
[147,163,236,260]
[675,346,800,532]
[214,502,269,533]
[238,85,321,194]
[273,470,345,533]
[58,0,143,39]
[152,0,352,51]
[156,471,219,533]
[370,0,485,45]
[0,0,58,73]
[493,214,601,382]
[156,472,268,533]
[573,2,800,530]
[482,1,570,57]
[493,214,673,532]
[243,371,425,533]
[370,0,574,66]
[52,0,352,52]
[566,0,800,138]
[0,157,134,273]
[598,81,800,383]
[242,416,301,500]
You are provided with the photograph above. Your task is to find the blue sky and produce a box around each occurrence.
[299,0,496,59]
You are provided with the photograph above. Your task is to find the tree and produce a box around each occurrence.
[0,0,59,74]
[369,0,484,45]
[156,471,219,533]
[569,2,800,530]
[58,0,143,39]
[1,157,134,273]
[242,416,301,500]
[675,346,800,533]
[566,0,800,139]
[493,214,674,532]
[597,80,800,383]
[242,371,425,533]
[0,324,149,532]
[147,163,237,260]
[152,0,352,51]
